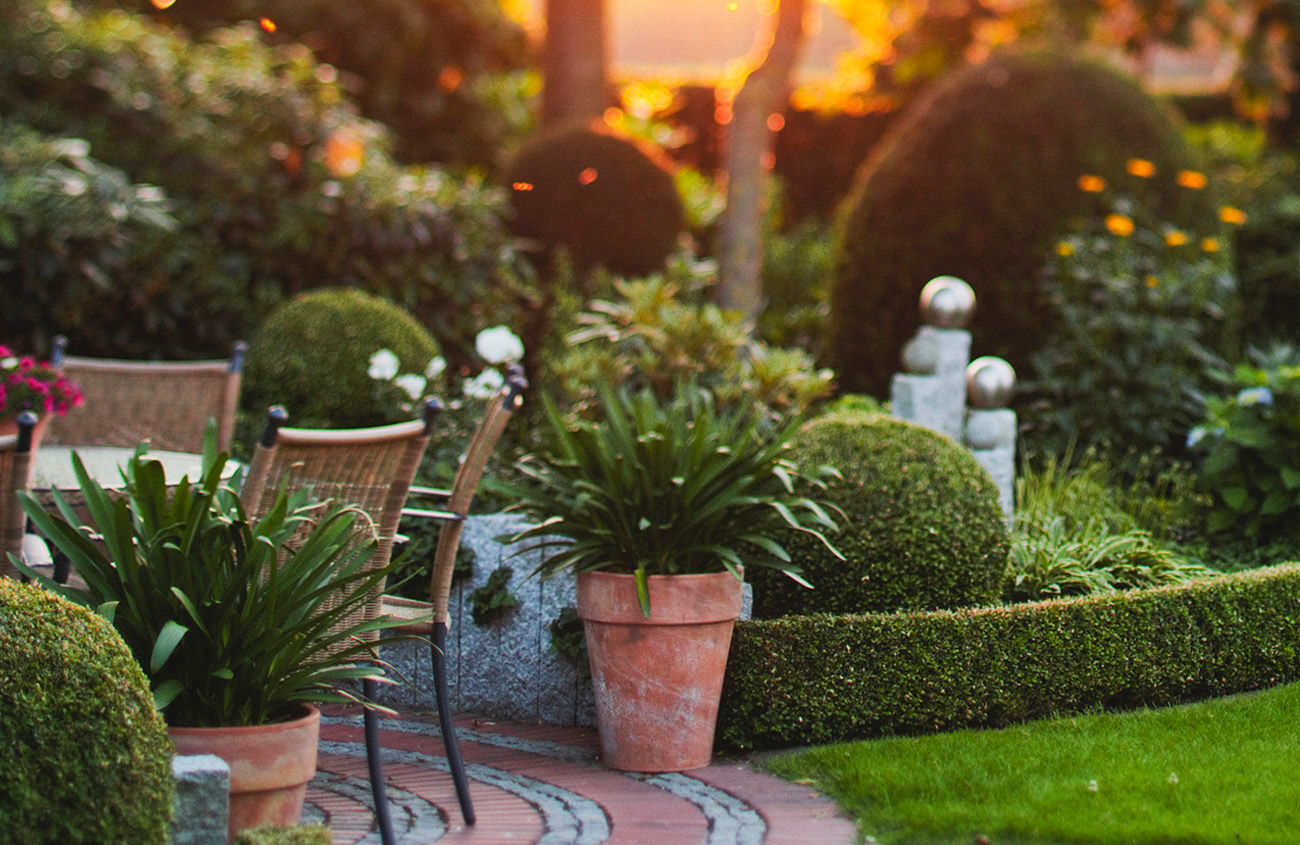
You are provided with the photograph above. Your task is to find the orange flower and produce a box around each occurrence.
[1077,174,1106,193]
[1055,241,1074,257]
[1219,206,1248,225]
[1165,230,1188,247]
[1145,275,1160,288]
[1201,237,1220,253]
[325,130,364,178]
[1177,170,1208,189]
[1126,158,1156,178]
[1105,214,1135,237]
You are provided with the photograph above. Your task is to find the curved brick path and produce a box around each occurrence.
[310,708,856,844]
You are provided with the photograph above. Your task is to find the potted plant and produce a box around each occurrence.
[0,344,82,446]
[508,384,841,772]
[17,445,408,839]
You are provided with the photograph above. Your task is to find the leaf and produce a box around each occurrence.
[635,567,651,618]
[150,620,189,673]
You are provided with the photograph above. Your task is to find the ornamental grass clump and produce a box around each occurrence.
[507,384,842,615]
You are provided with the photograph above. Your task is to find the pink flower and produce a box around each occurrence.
[8,372,22,386]
[27,378,48,393]
[18,357,34,372]
[0,346,10,357]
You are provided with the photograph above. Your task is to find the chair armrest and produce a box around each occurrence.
[407,485,453,499]
[400,508,464,522]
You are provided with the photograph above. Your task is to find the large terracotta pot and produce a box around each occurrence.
[168,704,321,843]
[577,569,743,772]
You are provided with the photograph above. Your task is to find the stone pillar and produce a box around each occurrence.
[890,276,975,443]
[964,357,1017,521]
[170,754,229,845]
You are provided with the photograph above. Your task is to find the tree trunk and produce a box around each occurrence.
[715,0,810,319]
[542,0,610,126]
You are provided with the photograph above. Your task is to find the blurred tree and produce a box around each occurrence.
[541,0,609,125]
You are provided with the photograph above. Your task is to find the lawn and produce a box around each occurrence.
[763,680,1300,844]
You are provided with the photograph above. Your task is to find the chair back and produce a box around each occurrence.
[241,400,442,640]
[45,337,245,453]
[0,412,38,579]
[428,371,527,626]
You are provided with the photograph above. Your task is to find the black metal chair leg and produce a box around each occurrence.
[433,622,475,825]
[363,676,397,845]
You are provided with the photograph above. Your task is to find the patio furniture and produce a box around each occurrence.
[381,366,527,828]
[46,336,246,453]
[239,399,442,845]
[0,412,38,579]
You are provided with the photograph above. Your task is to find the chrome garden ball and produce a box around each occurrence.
[919,276,976,329]
[966,356,1016,409]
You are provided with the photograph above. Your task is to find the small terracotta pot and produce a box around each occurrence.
[0,414,50,486]
[168,704,321,843]
[577,569,743,772]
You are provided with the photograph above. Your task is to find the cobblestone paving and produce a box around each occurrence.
[310,709,856,844]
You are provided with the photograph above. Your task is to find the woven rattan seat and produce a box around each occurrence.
[0,412,38,580]
[46,337,245,453]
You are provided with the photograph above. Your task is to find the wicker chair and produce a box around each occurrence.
[46,336,245,453]
[381,366,528,828]
[0,412,38,580]
[240,399,442,845]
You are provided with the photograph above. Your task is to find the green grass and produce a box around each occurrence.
[762,681,1300,844]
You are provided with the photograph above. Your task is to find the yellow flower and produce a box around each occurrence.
[1220,206,1248,225]
[1077,174,1106,193]
[1055,241,1074,257]
[1105,214,1135,237]
[1165,230,1188,247]
[1145,275,1159,288]
[1201,237,1220,253]
[1126,158,1156,178]
[1177,170,1208,189]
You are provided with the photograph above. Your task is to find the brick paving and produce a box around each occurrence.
[310,708,857,844]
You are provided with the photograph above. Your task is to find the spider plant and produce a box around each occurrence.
[507,383,842,615]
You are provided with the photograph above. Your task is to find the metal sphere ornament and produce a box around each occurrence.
[919,276,976,329]
[966,356,1016,409]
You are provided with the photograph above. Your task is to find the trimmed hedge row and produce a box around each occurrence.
[718,563,1300,751]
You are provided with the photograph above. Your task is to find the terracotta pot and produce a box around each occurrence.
[577,569,743,773]
[168,704,321,843]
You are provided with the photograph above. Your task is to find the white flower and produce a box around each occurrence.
[394,374,427,401]
[475,326,524,365]
[1236,386,1274,407]
[463,367,505,400]
[424,355,447,381]
[0,357,17,370]
[367,348,399,381]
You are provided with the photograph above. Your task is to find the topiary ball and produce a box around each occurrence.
[0,578,173,844]
[829,49,1217,397]
[243,288,441,428]
[503,122,685,279]
[751,411,1009,617]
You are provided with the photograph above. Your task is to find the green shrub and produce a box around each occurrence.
[719,563,1300,751]
[1188,354,1300,539]
[0,0,531,363]
[0,578,173,843]
[829,49,1217,397]
[91,0,534,168]
[233,825,332,845]
[503,123,686,280]
[750,411,1008,617]
[550,262,833,421]
[1021,167,1242,473]
[242,288,441,428]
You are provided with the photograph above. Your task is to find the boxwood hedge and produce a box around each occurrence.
[718,564,1300,750]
